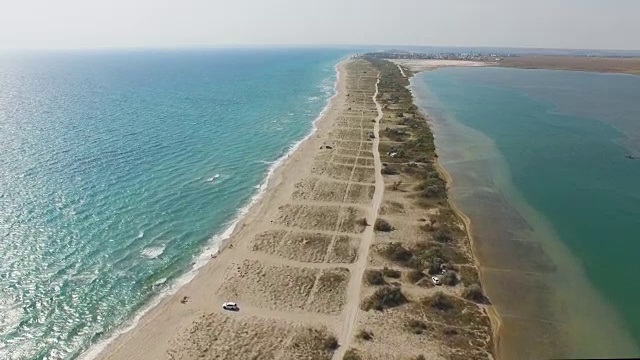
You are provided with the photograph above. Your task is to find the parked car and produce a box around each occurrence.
[222,302,239,311]
[431,276,441,286]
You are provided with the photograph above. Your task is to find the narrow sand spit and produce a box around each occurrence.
[390,59,489,72]
[94,60,387,360]
[92,59,494,360]
[342,59,494,359]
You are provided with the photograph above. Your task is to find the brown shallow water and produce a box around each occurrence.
[411,80,639,359]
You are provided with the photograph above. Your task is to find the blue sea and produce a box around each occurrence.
[0,48,347,359]
[412,67,640,358]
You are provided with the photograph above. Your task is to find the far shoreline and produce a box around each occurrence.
[389,56,640,76]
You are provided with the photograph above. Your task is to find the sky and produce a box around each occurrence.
[0,0,639,50]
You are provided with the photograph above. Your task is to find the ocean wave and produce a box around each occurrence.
[205,174,220,183]
[79,59,344,360]
[140,245,165,259]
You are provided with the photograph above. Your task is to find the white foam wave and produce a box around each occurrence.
[205,174,220,183]
[140,245,166,259]
[79,57,345,360]
[307,95,320,102]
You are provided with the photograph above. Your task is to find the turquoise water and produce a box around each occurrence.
[413,67,640,357]
[0,49,346,359]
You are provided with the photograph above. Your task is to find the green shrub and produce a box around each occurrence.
[406,319,428,334]
[434,227,454,243]
[374,218,394,232]
[427,292,454,311]
[361,286,407,311]
[427,257,445,275]
[381,166,399,175]
[381,243,412,263]
[356,329,374,341]
[462,284,487,303]
[443,327,458,336]
[344,349,362,360]
[365,270,385,285]
[382,267,401,278]
[324,335,339,350]
[442,271,458,286]
[407,269,425,284]
[420,185,445,198]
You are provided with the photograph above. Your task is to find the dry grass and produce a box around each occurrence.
[311,180,349,202]
[338,206,367,233]
[280,231,333,263]
[282,327,339,360]
[352,166,376,183]
[346,184,375,204]
[219,260,317,311]
[250,229,288,255]
[292,178,319,200]
[379,200,405,215]
[307,268,350,314]
[327,235,359,263]
[274,204,341,231]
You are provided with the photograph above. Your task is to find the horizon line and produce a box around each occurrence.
[1,44,640,53]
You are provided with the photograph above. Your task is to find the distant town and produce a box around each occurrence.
[362,50,512,62]
[362,50,640,62]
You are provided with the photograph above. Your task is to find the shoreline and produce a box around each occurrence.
[391,59,503,357]
[433,158,503,357]
[83,59,349,359]
[407,63,640,358]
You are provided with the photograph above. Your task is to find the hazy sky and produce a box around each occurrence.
[1,0,639,50]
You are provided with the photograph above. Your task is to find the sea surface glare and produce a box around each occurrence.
[0,49,346,359]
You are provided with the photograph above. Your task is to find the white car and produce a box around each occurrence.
[431,276,441,286]
[222,302,239,311]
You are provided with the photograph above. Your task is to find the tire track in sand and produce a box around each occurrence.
[332,72,384,359]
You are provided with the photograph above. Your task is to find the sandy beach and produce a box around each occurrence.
[94,59,386,359]
[389,59,489,73]
[92,58,494,360]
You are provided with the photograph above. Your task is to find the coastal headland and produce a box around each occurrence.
[94,59,494,360]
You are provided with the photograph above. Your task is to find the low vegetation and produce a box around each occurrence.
[324,335,339,351]
[374,218,394,232]
[362,57,493,358]
[356,329,374,341]
[361,286,407,311]
[442,271,459,286]
[462,284,487,303]
[364,269,385,286]
[433,226,454,243]
[381,243,413,264]
[406,269,425,284]
[406,319,429,334]
[381,241,463,278]
[426,292,455,312]
[381,164,399,175]
[382,266,401,278]
[343,348,362,360]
